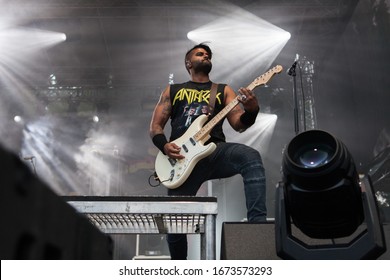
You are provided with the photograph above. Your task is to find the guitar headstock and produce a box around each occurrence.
[250,65,283,89]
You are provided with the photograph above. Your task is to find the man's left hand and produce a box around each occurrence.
[238,87,259,112]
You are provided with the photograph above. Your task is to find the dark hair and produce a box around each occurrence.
[184,43,213,73]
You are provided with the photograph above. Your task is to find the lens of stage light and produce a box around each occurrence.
[281,130,364,239]
[292,143,334,168]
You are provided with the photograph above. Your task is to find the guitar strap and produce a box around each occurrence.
[207,83,218,118]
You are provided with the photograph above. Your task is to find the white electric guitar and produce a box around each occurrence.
[155,65,283,189]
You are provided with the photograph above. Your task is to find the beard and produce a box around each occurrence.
[193,60,212,75]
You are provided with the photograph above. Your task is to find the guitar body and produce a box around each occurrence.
[155,114,217,189]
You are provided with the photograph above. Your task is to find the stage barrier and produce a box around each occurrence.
[65,196,218,260]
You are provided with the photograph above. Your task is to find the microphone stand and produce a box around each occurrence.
[287,61,299,135]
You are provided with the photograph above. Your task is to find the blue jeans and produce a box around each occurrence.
[167,142,267,259]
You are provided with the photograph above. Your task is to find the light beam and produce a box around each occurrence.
[187,6,290,85]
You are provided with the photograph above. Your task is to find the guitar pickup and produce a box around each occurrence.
[168,158,176,167]
[182,144,188,153]
[190,137,196,146]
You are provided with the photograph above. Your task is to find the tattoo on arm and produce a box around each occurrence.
[150,93,172,138]
[160,95,172,116]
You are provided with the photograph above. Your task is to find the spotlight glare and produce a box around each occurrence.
[223,113,277,154]
[187,31,195,40]
[14,115,22,123]
[185,7,290,82]
[49,74,57,85]
[93,115,99,123]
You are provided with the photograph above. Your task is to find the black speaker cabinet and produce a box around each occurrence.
[220,222,331,260]
[0,145,113,259]
[221,222,390,260]
[221,222,279,260]
[379,223,390,260]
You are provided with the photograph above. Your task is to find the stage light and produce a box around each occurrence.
[49,74,57,86]
[186,31,195,40]
[275,130,386,259]
[13,115,25,126]
[282,130,364,238]
[0,26,67,125]
[13,116,22,123]
[168,73,174,85]
[93,115,99,123]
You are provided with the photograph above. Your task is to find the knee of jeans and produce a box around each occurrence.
[251,148,262,160]
[244,149,263,167]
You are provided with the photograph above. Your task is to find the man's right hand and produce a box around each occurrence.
[164,142,185,159]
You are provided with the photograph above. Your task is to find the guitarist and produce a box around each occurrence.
[149,43,267,260]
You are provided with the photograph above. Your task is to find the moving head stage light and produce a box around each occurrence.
[275,130,386,259]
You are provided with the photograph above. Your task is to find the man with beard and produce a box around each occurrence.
[149,43,267,259]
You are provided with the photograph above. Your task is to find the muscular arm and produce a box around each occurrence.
[225,86,260,132]
[149,85,184,159]
[150,85,171,138]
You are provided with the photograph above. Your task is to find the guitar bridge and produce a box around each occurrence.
[169,169,175,181]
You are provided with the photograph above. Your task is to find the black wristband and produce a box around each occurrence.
[152,134,168,153]
[240,108,259,126]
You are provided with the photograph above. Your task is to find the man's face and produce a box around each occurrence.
[189,48,212,74]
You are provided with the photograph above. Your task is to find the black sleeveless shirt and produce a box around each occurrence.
[169,81,227,143]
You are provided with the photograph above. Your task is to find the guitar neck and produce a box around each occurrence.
[246,80,257,91]
[192,65,282,142]
[193,95,240,142]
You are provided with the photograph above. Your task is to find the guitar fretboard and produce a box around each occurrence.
[193,96,240,142]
